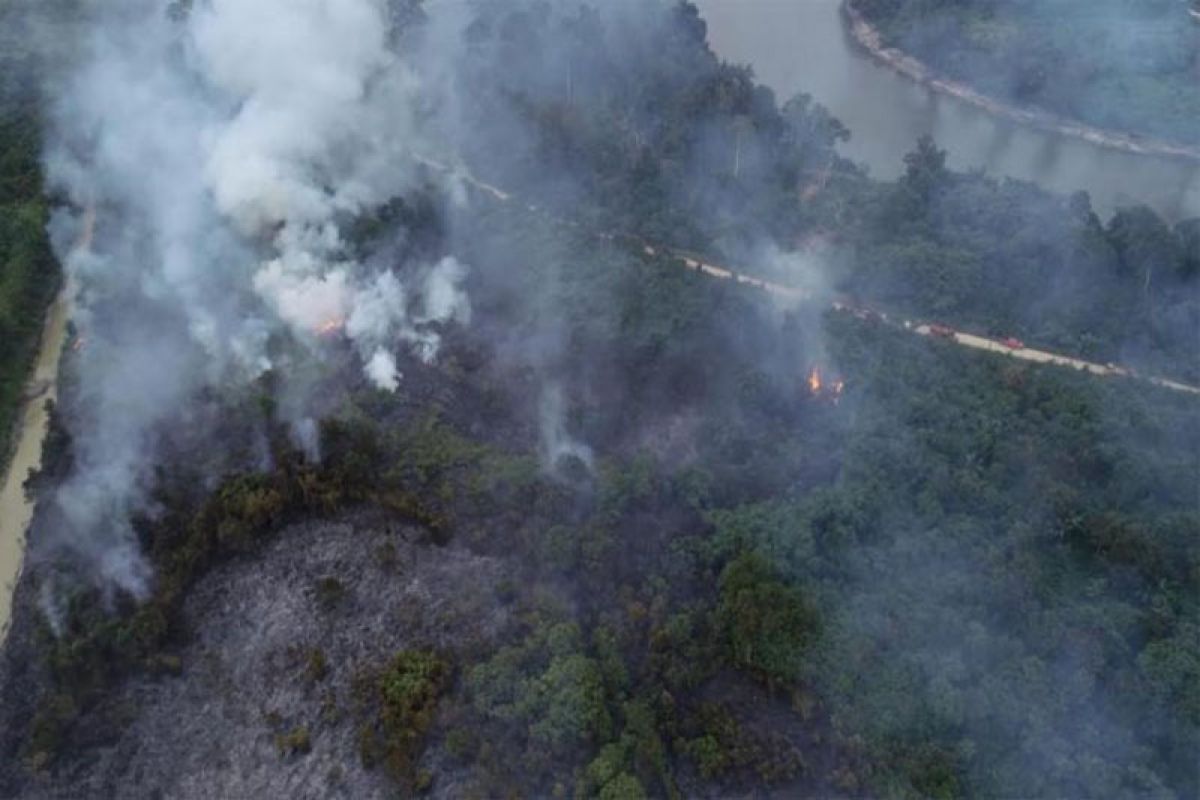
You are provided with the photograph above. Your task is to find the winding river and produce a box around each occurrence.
[694,0,1200,221]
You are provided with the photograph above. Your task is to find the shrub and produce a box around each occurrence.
[305,648,329,683]
[275,725,311,757]
[598,772,647,800]
[314,577,346,612]
[358,650,450,786]
[717,553,820,684]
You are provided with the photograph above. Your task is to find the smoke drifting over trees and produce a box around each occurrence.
[39,0,471,599]
[0,1,1195,799]
[854,0,1200,148]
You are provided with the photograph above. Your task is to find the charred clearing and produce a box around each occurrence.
[0,1,1196,799]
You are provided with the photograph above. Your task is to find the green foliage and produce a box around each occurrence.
[905,744,961,800]
[856,0,1200,145]
[834,136,1200,381]
[576,702,670,799]
[596,771,646,800]
[683,733,726,780]
[0,67,57,459]
[274,725,311,757]
[15,5,1200,799]
[598,453,660,518]
[1138,623,1200,724]
[678,703,804,785]
[213,476,286,550]
[648,611,720,694]
[26,692,76,769]
[358,650,449,785]
[457,0,852,254]
[469,620,612,752]
[527,654,612,747]
[304,648,329,683]
[22,413,464,766]
[717,553,820,684]
[414,768,433,793]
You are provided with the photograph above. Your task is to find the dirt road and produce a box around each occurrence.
[0,205,90,642]
[416,153,1200,396]
[0,290,70,641]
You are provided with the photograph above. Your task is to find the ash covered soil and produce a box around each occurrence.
[1,510,513,800]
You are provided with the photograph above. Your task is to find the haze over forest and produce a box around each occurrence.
[0,1,1196,799]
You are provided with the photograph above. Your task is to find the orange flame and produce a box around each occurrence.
[314,318,345,337]
[808,365,847,403]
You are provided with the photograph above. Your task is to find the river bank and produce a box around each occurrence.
[841,0,1200,166]
[0,288,69,643]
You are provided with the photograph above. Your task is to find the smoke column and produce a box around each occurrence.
[40,0,470,602]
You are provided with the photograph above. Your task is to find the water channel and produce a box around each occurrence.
[694,0,1200,221]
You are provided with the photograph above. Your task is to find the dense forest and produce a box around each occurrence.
[852,0,1200,147]
[0,0,60,459]
[438,0,1200,381]
[0,1,1196,799]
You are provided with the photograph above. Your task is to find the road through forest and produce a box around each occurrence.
[0,205,90,642]
[0,293,70,642]
[1,150,1196,638]
[424,155,1200,397]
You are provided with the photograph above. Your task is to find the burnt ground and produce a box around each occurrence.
[0,322,851,799]
[0,509,513,800]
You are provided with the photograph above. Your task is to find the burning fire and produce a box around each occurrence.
[807,365,845,403]
[314,317,345,337]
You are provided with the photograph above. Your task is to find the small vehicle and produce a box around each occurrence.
[1001,337,1024,350]
[928,324,955,338]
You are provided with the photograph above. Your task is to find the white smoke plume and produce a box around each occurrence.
[421,255,472,327]
[539,383,594,477]
[365,350,401,393]
[40,0,472,601]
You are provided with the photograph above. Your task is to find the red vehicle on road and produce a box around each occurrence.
[1001,337,1024,350]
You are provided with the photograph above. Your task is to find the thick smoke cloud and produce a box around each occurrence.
[40,0,472,603]
[37,0,827,619]
[4,2,1191,796]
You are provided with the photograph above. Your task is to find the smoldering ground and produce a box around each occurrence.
[28,0,848,608]
[36,0,474,604]
[2,1,1194,798]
